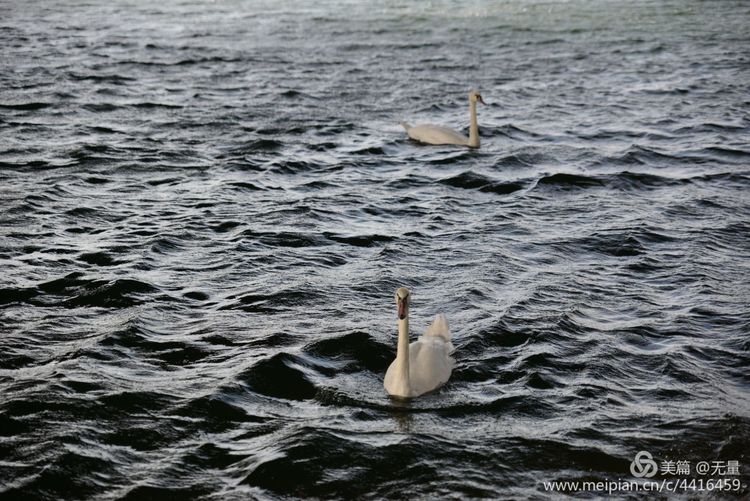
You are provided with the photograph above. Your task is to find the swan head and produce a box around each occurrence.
[469,90,486,105]
[395,287,410,320]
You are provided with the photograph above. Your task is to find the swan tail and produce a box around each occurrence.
[424,313,451,347]
[400,121,412,132]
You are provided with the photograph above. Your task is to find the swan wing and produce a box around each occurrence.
[422,313,452,348]
[405,124,469,146]
[408,337,454,396]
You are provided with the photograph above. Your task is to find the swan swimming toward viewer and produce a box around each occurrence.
[384,287,454,398]
[401,90,486,148]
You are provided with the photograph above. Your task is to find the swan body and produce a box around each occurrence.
[402,90,486,148]
[384,287,454,398]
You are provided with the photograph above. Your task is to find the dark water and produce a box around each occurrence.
[2,0,750,499]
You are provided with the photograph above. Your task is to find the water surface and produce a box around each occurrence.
[1,0,749,498]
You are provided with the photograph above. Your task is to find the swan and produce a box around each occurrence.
[401,90,486,148]
[384,287,454,398]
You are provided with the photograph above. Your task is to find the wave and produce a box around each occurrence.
[78,251,124,266]
[100,326,212,366]
[174,394,252,426]
[432,168,732,195]
[81,103,119,112]
[0,273,158,308]
[0,102,53,110]
[439,171,524,195]
[130,102,184,109]
[323,232,395,247]
[239,426,482,497]
[241,353,318,400]
[530,169,749,192]
[67,72,135,84]
[536,172,605,189]
[219,287,324,313]
[305,331,392,373]
[3,451,114,499]
[239,229,328,248]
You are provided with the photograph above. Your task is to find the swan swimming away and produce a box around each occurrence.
[401,90,486,148]
[384,287,454,398]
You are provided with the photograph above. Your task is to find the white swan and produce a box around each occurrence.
[384,287,454,398]
[401,90,486,148]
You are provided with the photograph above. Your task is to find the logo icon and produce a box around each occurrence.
[630,450,658,478]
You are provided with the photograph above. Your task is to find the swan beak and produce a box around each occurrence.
[478,95,486,105]
[397,298,407,320]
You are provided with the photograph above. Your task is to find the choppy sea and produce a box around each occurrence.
[1,0,749,499]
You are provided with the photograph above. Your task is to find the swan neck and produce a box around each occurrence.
[395,317,410,385]
[468,100,480,148]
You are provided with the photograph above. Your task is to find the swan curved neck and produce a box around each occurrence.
[468,100,480,148]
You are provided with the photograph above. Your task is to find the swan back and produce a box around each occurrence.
[404,124,469,146]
